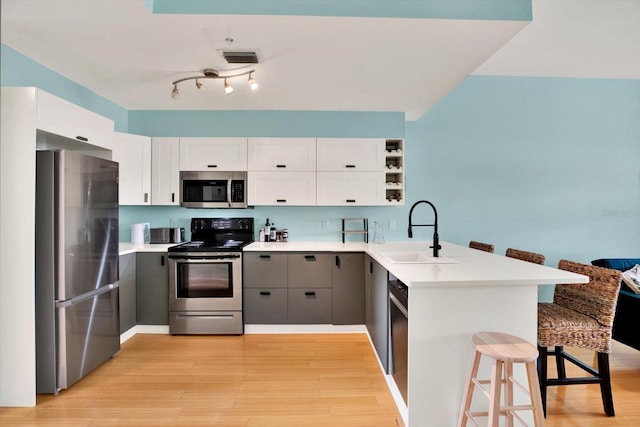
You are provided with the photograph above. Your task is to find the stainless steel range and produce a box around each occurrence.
[168,217,253,334]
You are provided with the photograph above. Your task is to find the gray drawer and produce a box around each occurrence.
[244,288,288,324]
[288,253,331,288]
[288,288,332,324]
[244,253,287,288]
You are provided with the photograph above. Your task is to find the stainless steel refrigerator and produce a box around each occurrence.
[35,150,120,394]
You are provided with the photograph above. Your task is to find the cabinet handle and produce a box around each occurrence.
[369,261,373,274]
[75,136,88,142]
[172,193,175,203]
[144,192,148,203]
[259,291,271,296]
[276,199,287,203]
[304,291,316,297]
[335,255,341,268]
[346,199,356,203]
[259,255,271,259]
[304,255,316,261]
[161,255,165,266]
[276,164,287,168]
[208,164,218,168]
[345,164,356,168]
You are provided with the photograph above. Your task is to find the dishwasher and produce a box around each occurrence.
[389,278,409,405]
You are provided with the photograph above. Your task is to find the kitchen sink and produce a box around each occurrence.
[382,252,458,264]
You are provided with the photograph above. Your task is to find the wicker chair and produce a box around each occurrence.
[469,241,494,253]
[505,248,545,265]
[537,260,622,416]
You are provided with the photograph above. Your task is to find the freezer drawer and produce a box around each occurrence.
[37,286,120,393]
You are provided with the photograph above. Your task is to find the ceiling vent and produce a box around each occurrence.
[221,51,260,64]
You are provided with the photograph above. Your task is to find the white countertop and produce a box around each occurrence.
[245,240,588,288]
[121,240,588,288]
[119,242,176,255]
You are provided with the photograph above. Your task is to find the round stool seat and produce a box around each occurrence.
[472,331,538,363]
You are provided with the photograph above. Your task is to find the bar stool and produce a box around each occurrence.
[458,331,545,427]
[469,241,495,253]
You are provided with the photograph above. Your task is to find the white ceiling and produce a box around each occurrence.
[1,0,638,121]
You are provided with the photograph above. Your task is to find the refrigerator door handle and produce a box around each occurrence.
[56,283,118,308]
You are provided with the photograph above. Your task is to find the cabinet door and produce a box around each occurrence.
[243,253,288,288]
[371,260,389,373]
[248,138,316,171]
[151,137,180,205]
[288,288,332,324]
[36,90,114,150]
[317,138,385,171]
[332,253,365,324]
[179,137,247,171]
[112,132,151,205]
[317,172,385,206]
[118,253,137,333]
[288,254,332,288]
[364,255,373,330]
[136,252,169,325]
[248,171,316,206]
[244,288,288,324]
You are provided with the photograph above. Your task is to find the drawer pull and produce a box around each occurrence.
[345,164,356,168]
[304,291,316,297]
[276,199,287,203]
[304,255,316,261]
[259,291,271,296]
[276,164,287,168]
[346,199,356,203]
[207,164,218,168]
[259,255,271,259]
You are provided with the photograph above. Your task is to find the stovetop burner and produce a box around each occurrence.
[168,218,254,253]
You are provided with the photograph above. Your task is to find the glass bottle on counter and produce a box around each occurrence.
[264,218,271,242]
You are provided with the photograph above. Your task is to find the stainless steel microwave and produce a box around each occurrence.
[180,171,247,208]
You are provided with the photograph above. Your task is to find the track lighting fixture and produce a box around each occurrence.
[170,68,255,99]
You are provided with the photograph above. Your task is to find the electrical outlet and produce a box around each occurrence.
[389,219,397,231]
[322,219,330,229]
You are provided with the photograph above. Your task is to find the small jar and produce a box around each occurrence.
[282,229,289,242]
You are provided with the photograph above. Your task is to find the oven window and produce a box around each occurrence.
[177,262,233,298]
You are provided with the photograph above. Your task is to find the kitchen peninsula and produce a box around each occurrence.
[244,240,588,426]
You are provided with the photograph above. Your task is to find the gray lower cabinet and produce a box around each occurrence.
[136,252,169,325]
[118,253,137,334]
[369,258,389,373]
[332,253,365,324]
[244,252,333,324]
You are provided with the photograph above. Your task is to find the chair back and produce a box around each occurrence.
[469,241,494,253]
[556,260,622,329]
[505,248,545,265]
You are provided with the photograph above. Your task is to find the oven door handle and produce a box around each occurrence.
[170,255,241,262]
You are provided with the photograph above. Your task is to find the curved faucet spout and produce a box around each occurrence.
[408,200,441,257]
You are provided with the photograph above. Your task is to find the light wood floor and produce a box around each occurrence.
[0,333,404,426]
[1,334,639,426]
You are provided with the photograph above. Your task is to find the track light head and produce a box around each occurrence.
[195,79,207,92]
[224,79,234,95]
[171,84,179,99]
[248,72,258,90]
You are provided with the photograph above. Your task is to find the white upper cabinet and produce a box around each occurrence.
[248,171,316,206]
[316,172,385,206]
[36,90,114,150]
[151,137,180,205]
[179,137,247,171]
[112,132,151,205]
[248,138,316,171]
[316,138,385,171]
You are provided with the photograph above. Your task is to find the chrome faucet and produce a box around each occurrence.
[408,200,441,257]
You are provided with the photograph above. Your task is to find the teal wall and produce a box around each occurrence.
[146,0,532,21]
